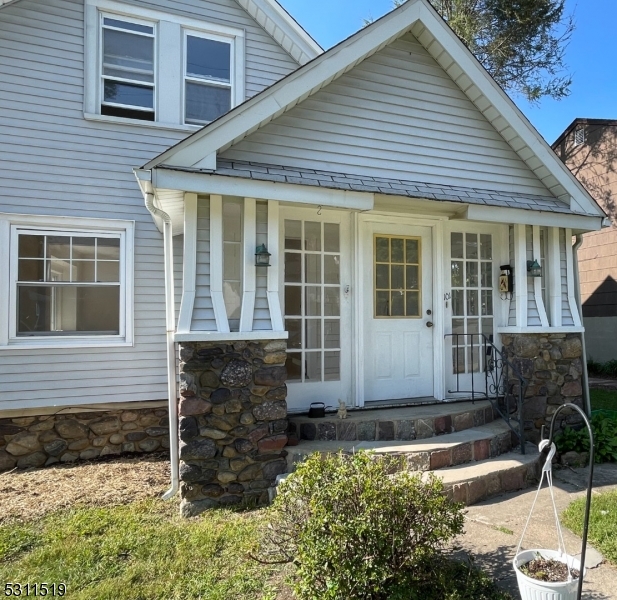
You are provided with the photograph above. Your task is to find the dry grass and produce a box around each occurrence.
[0,453,170,524]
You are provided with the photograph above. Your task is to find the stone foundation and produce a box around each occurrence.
[0,406,169,472]
[178,339,288,516]
[502,332,584,443]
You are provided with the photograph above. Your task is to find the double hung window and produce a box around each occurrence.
[101,16,155,121]
[87,3,244,127]
[185,33,232,125]
[1,216,134,348]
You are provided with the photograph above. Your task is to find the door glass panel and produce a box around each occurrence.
[324,223,340,252]
[304,222,321,251]
[285,286,301,316]
[450,232,494,374]
[305,255,321,284]
[374,235,421,318]
[324,255,340,284]
[285,220,302,250]
[305,287,321,316]
[283,217,341,383]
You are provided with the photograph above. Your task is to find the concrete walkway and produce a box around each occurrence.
[454,463,617,599]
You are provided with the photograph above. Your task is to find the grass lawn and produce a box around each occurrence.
[0,499,283,600]
[590,389,617,412]
[562,490,617,565]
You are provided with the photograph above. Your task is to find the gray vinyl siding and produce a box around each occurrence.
[191,197,217,331]
[560,229,575,326]
[508,226,516,326]
[0,0,297,411]
[221,33,552,197]
[526,225,541,326]
[253,200,271,330]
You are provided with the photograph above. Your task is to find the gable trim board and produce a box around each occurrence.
[143,0,603,222]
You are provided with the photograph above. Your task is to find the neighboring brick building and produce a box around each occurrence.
[553,119,617,362]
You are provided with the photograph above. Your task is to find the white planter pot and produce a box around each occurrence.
[513,549,586,600]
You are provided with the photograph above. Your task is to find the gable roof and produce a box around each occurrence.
[144,0,603,219]
[0,0,321,65]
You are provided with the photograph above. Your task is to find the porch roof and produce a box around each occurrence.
[174,158,574,214]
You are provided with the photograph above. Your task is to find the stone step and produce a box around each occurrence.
[289,400,493,442]
[426,443,541,506]
[286,420,515,472]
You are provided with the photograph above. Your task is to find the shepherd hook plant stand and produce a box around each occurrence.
[514,403,594,600]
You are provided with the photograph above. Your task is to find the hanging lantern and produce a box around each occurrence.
[255,244,271,267]
[526,259,542,278]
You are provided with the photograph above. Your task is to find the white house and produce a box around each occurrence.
[0,0,605,511]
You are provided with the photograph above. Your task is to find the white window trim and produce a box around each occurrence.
[0,213,134,350]
[84,0,245,128]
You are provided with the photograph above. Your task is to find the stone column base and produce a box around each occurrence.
[502,333,584,443]
[178,340,288,517]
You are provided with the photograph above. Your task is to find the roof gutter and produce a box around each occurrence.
[141,178,179,500]
[572,234,591,417]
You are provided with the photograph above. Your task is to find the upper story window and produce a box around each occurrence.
[101,16,156,121]
[185,33,232,125]
[85,1,245,129]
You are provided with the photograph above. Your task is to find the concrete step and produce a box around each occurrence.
[286,420,516,472]
[426,443,541,506]
[289,400,494,442]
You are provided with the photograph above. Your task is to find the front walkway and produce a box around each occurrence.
[455,463,617,599]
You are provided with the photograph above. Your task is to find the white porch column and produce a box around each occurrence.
[532,225,549,327]
[177,193,197,333]
[239,198,257,332]
[565,228,583,327]
[548,227,562,327]
[210,194,230,333]
[266,200,284,331]
[513,224,528,327]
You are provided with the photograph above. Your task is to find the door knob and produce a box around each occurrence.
[426,321,434,328]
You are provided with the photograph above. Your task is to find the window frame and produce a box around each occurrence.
[0,214,134,350]
[99,12,157,120]
[84,0,245,130]
[183,29,235,126]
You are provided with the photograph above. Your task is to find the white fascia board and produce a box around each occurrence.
[152,168,375,211]
[236,0,322,64]
[413,2,605,219]
[143,0,426,170]
[460,204,603,232]
[175,331,288,342]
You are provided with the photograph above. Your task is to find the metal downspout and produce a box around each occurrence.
[144,190,179,500]
[573,234,591,416]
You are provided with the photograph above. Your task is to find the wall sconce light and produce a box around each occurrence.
[255,244,271,267]
[527,259,542,278]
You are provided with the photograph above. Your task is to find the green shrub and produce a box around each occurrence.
[259,451,465,600]
[554,414,617,463]
[587,358,617,377]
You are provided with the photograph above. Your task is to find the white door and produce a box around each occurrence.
[363,222,434,401]
[280,208,352,412]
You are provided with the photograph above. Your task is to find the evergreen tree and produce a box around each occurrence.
[391,0,574,102]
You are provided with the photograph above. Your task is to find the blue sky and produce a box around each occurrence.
[280,0,616,144]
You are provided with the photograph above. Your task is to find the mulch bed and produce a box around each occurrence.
[520,557,580,582]
[0,453,170,524]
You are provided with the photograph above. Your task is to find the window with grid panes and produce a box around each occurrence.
[450,232,494,374]
[374,236,421,318]
[284,220,341,383]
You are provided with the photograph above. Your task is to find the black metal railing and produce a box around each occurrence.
[445,333,527,454]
